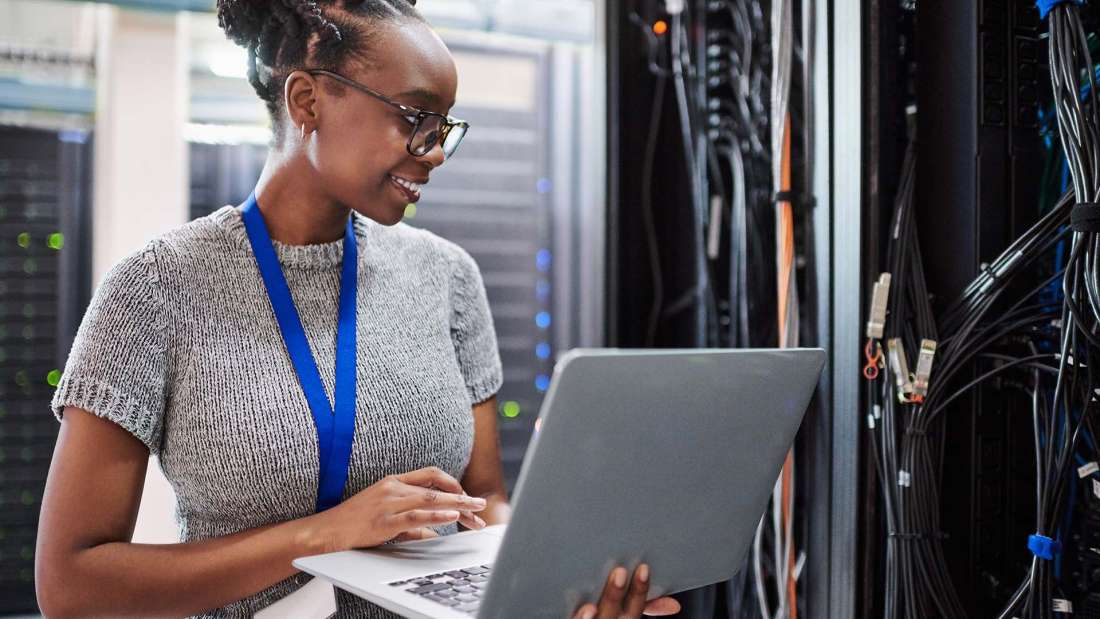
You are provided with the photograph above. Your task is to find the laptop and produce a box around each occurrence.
[294,347,825,618]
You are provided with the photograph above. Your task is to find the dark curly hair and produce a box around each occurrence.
[216,0,424,142]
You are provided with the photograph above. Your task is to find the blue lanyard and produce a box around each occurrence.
[240,192,358,512]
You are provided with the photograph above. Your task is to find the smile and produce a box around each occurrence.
[389,174,423,202]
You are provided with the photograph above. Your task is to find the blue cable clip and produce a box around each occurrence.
[1037,0,1085,20]
[1028,534,1062,560]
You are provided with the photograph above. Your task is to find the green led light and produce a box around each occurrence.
[20,492,33,507]
[47,369,61,387]
[502,401,521,418]
[404,203,417,219]
[16,232,29,248]
[47,232,64,250]
[13,371,27,387]
[22,259,36,274]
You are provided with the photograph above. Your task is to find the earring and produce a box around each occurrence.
[300,124,306,140]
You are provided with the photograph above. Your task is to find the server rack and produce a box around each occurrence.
[915,2,1051,614]
[0,124,92,614]
[605,0,852,615]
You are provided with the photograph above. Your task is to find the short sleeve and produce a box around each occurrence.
[448,245,503,405]
[50,243,170,453]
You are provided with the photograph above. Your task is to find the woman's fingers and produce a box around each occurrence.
[395,466,464,494]
[458,509,486,530]
[391,487,486,514]
[391,468,487,530]
[385,508,461,533]
[392,527,441,542]
[595,566,630,617]
[621,564,651,617]
[642,597,682,616]
[571,564,674,619]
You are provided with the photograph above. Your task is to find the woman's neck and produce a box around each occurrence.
[252,158,351,246]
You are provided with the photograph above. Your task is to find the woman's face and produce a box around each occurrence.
[302,21,459,226]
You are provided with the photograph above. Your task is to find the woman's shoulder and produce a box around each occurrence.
[100,206,241,287]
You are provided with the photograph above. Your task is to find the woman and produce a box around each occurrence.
[33,0,681,617]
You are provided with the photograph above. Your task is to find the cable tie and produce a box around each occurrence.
[1071,203,1100,233]
[772,191,816,212]
[1027,533,1062,560]
[980,262,999,283]
[1036,0,1084,20]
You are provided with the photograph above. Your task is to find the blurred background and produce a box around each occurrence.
[0,0,604,614]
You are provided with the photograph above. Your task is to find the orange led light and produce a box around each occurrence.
[653,20,668,36]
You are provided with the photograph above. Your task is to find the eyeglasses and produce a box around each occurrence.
[306,69,469,160]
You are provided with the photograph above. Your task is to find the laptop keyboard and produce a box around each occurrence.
[387,563,493,615]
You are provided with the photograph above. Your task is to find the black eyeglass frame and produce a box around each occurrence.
[305,69,469,159]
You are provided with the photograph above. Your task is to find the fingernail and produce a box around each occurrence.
[470,497,487,507]
[444,510,460,519]
[638,564,650,583]
[476,515,486,527]
[581,607,596,619]
[614,568,627,588]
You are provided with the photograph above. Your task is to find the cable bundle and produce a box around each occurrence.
[750,0,802,617]
[865,139,1075,616]
[704,0,777,350]
[991,2,1100,616]
[631,2,815,615]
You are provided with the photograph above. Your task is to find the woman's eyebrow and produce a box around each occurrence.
[396,87,451,109]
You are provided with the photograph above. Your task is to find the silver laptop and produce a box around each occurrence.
[294,347,825,618]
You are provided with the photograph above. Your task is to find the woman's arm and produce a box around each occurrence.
[35,406,485,619]
[460,396,512,526]
[35,407,331,618]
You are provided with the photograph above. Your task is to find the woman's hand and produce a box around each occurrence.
[312,466,488,552]
[571,564,682,619]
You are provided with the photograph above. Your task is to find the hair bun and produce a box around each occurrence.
[216,0,269,49]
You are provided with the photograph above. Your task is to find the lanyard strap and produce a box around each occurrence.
[241,193,359,512]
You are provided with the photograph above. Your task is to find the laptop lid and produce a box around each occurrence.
[477,348,825,618]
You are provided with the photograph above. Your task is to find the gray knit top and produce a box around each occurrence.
[50,205,503,618]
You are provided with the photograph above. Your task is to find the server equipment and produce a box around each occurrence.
[0,124,92,614]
